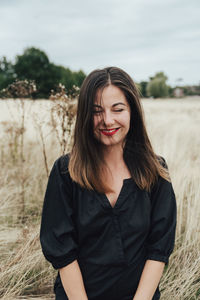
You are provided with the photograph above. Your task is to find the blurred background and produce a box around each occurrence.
[0,0,200,299]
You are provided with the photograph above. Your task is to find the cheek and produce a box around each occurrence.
[126,111,131,127]
[127,116,131,128]
[121,113,131,128]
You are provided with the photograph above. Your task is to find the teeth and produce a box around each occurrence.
[105,129,115,132]
[102,128,118,132]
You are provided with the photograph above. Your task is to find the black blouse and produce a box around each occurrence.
[40,154,177,300]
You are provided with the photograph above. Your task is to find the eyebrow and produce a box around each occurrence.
[93,102,126,108]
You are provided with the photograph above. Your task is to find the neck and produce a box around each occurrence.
[102,144,124,168]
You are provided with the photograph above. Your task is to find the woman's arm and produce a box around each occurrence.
[133,157,176,300]
[133,260,165,300]
[59,260,88,300]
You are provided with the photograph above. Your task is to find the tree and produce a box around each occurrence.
[147,72,169,98]
[57,66,86,96]
[59,66,76,93]
[0,57,15,90]
[138,81,148,97]
[74,70,86,87]
[1,47,86,98]
[14,47,61,98]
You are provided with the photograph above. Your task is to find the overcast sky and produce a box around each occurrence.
[0,0,199,86]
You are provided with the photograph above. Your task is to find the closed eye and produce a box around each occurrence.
[93,109,124,114]
[114,109,124,112]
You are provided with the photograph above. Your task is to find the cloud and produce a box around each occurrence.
[0,0,199,85]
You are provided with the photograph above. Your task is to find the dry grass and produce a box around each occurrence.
[0,97,200,299]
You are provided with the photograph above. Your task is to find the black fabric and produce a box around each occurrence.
[40,154,176,300]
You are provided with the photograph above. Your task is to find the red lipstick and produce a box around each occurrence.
[100,128,120,136]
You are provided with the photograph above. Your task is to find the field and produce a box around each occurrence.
[0,97,200,299]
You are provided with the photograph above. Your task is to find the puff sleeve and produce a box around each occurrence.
[146,157,177,264]
[40,156,78,269]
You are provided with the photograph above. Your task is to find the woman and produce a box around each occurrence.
[40,67,177,300]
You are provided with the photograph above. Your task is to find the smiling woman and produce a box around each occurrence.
[40,66,177,300]
[93,85,131,147]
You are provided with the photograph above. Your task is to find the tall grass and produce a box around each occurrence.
[0,97,199,299]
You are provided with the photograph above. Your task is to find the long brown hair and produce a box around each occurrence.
[68,66,170,193]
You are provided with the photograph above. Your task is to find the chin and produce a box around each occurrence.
[100,139,123,147]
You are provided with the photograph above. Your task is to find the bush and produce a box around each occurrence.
[147,72,170,98]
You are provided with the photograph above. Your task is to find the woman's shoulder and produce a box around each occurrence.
[50,153,72,182]
[54,153,70,174]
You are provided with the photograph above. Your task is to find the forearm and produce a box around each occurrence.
[133,260,165,300]
[59,260,88,300]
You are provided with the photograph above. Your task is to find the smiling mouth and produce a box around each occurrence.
[100,128,120,136]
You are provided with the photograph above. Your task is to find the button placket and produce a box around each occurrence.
[112,210,126,264]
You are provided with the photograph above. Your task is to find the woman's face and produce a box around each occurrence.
[93,84,131,148]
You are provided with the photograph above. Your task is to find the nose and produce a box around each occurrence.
[103,110,115,126]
